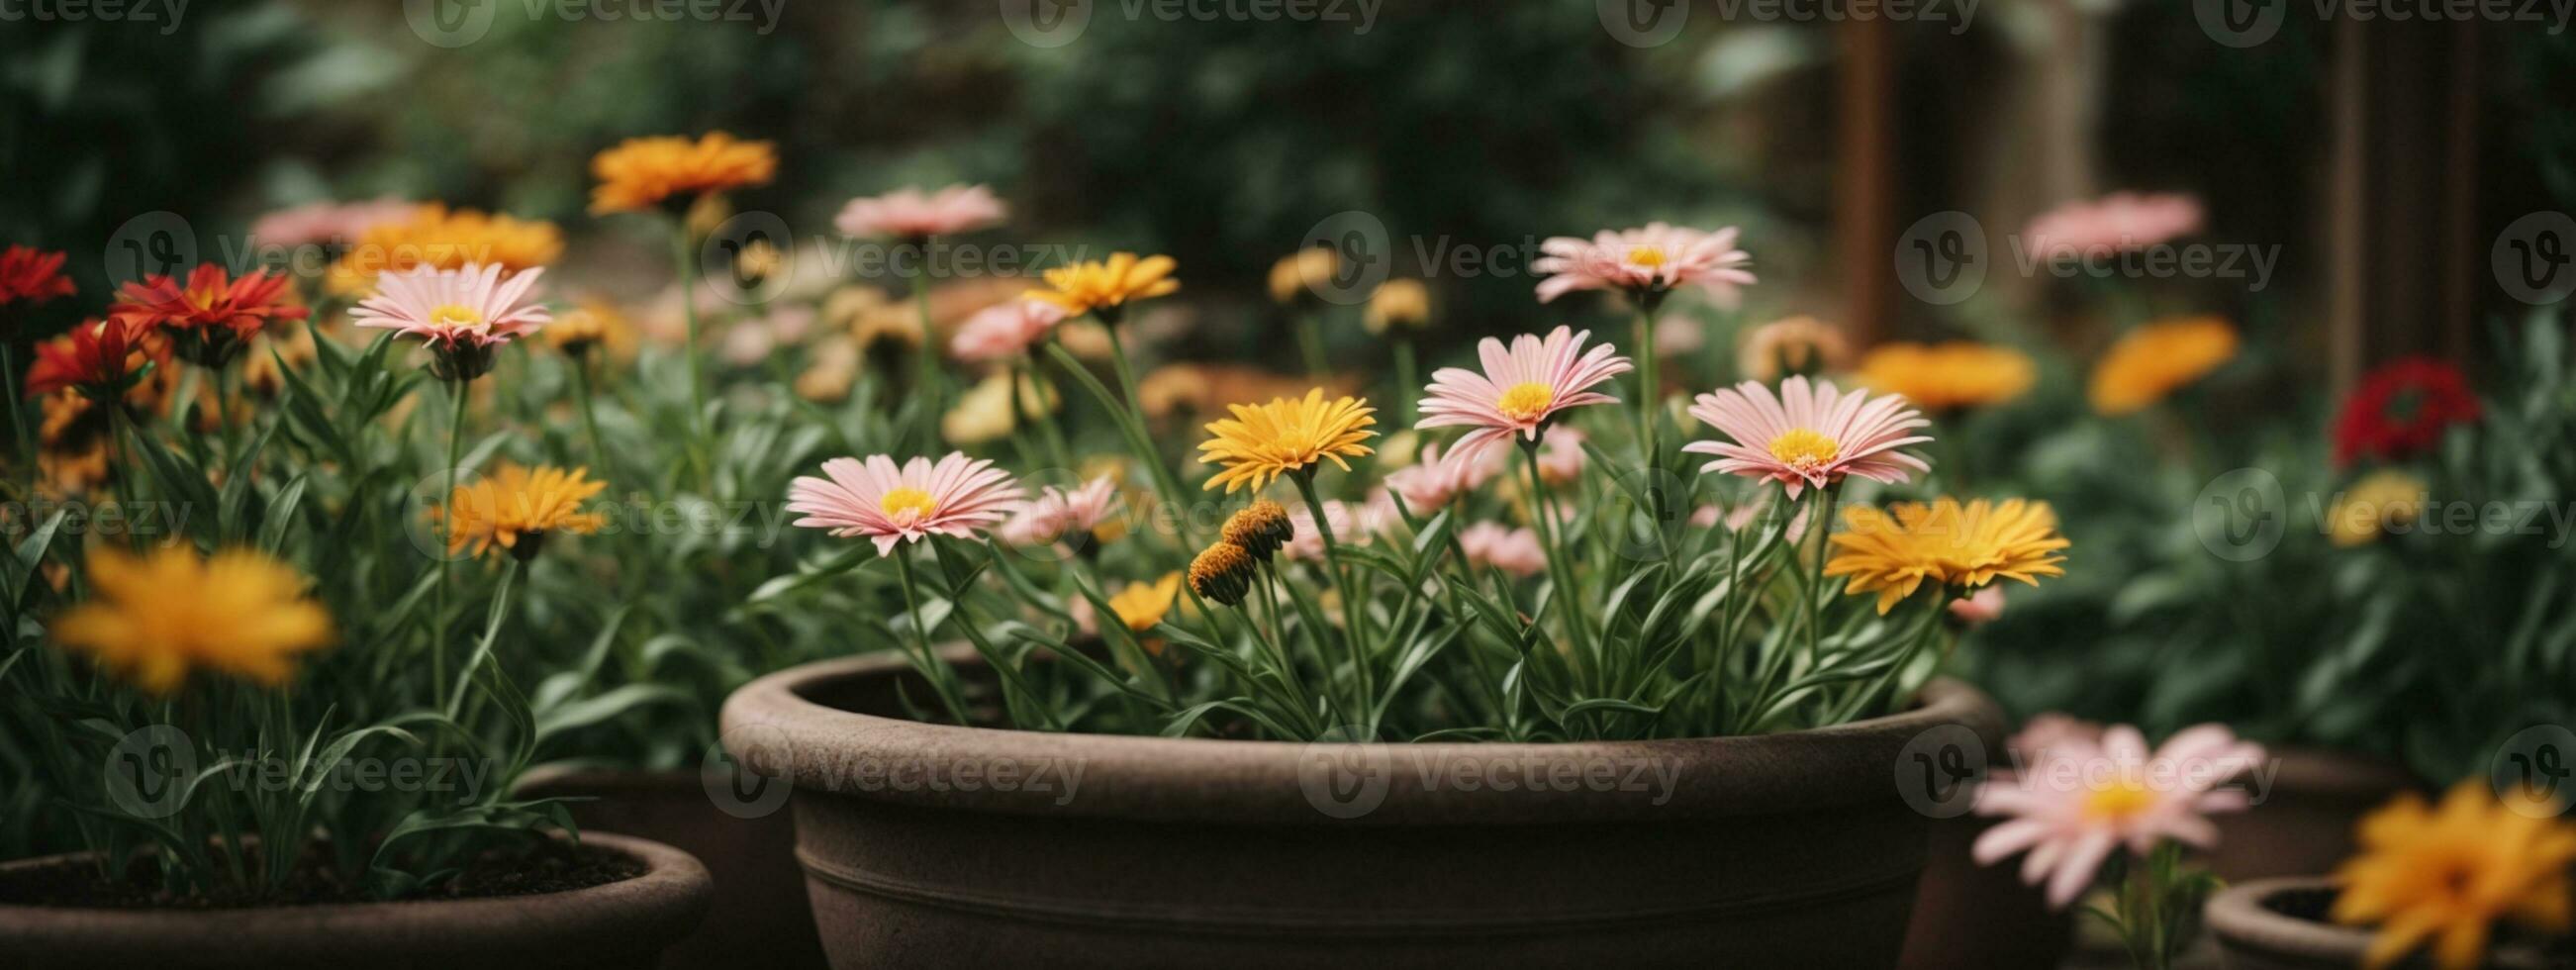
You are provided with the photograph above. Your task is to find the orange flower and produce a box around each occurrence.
[590,133,778,215]
[109,264,306,366]
[26,319,155,399]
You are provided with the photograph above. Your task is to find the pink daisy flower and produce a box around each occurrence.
[1416,326,1632,469]
[1971,723,2266,909]
[1948,586,2007,626]
[999,475,1121,547]
[351,263,551,351]
[250,197,415,250]
[786,453,1023,556]
[1535,426,1587,486]
[1682,376,1932,499]
[2021,192,2204,261]
[1458,522,1546,578]
[950,299,1069,363]
[835,184,1007,240]
[1691,495,1811,540]
[1532,223,1756,308]
[1282,499,1375,563]
[1383,441,1504,512]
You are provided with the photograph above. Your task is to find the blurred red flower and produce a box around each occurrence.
[110,263,305,342]
[2332,357,2481,467]
[0,245,77,310]
[26,319,156,400]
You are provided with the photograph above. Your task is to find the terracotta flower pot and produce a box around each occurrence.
[1897,773,2074,970]
[721,650,2004,969]
[2207,877,2558,970]
[516,768,827,969]
[2205,749,2422,883]
[0,832,711,970]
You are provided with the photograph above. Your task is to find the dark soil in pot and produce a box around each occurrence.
[0,831,711,970]
[723,649,2006,970]
[0,839,640,910]
[515,767,826,970]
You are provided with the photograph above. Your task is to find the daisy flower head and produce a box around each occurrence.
[1218,499,1295,561]
[1825,497,2069,615]
[2022,192,2204,262]
[434,463,610,560]
[327,204,563,296]
[835,184,1006,241]
[1416,326,1632,468]
[2332,782,2576,970]
[1683,376,1932,499]
[2326,470,2429,548]
[51,545,335,694]
[950,299,1069,363]
[589,132,778,216]
[351,263,551,382]
[0,244,77,311]
[787,453,1023,556]
[1364,278,1432,334]
[1105,573,1185,648]
[1533,223,1755,309]
[26,318,155,401]
[2088,316,2239,416]
[1196,389,1377,494]
[1025,252,1179,322]
[1735,315,1853,383]
[1855,341,2038,413]
[1972,723,2266,909]
[1268,247,1341,306]
[110,263,307,368]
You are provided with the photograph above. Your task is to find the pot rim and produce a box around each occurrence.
[2206,876,2556,970]
[720,647,2004,824]
[0,831,709,941]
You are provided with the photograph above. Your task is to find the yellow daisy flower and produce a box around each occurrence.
[1364,279,1432,335]
[1026,252,1179,319]
[1268,248,1339,305]
[327,204,565,296]
[544,298,637,360]
[588,132,779,215]
[2332,782,2576,970]
[2088,316,2239,415]
[2327,470,2428,547]
[1106,572,1184,642]
[1195,388,1377,493]
[434,463,610,559]
[52,545,334,693]
[1855,340,2038,412]
[1825,497,2070,614]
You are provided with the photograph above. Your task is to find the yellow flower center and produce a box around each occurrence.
[188,287,222,311]
[1628,245,1669,268]
[1765,429,1842,471]
[1496,382,1557,422]
[2083,781,2158,823]
[429,304,487,331]
[879,487,938,521]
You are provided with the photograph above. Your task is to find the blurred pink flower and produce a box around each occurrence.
[351,263,550,350]
[1000,476,1120,547]
[1535,426,1587,486]
[1652,314,1705,355]
[1417,326,1631,470]
[1949,586,2007,625]
[950,299,1068,363]
[1693,496,1811,540]
[1972,723,2265,909]
[1282,500,1372,562]
[1683,376,1931,499]
[1458,522,1546,578]
[720,320,776,365]
[765,304,817,344]
[2022,192,2204,261]
[1384,441,1503,512]
[786,453,1023,555]
[835,184,1006,239]
[1533,223,1755,308]
[250,197,416,250]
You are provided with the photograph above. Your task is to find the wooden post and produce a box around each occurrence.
[2324,19,2485,395]
[1836,17,1896,346]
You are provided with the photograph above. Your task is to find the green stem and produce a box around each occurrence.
[1086,322,1195,546]
[1521,441,1593,682]
[1288,470,1372,719]
[1632,303,1670,531]
[890,547,973,726]
[571,356,611,476]
[1293,313,1328,376]
[671,226,713,493]
[908,254,944,446]
[432,378,470,713]
[1391,338,1417,425]
[3,339,34,490]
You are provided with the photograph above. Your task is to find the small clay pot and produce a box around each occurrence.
[2205,749,2423,883]
[721,649,2004,969]
[2206,877,2558,970]
[515,768,825,969]
[0,831,711,970]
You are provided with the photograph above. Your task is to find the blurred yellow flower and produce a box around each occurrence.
[797,337,863,404]
[1268,248,1339,305]
[2333,782,2576,970]
[588,132,778,215]
[1364,279,1432,335]
[327,205,564,296]
[1197,389,1377,493]
[1736,316,1852,382]
[943,371,1056,445]
[545,298,638,360]
[2327,470,2427,547]
[1106,572,1184,640]
[435,463,609,559]
[2088,317,2238,415]
[1027,252,1179,319]
[1826,498,2069,615]
[52,545,334,693]
[1855,341,2037,412]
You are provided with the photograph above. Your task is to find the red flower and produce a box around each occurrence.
[0,245,77,309]
[2333,357,2481,466]
[110,263,305,368]
[26,319,156,400]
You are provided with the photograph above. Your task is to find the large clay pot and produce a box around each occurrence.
[516,768,825,969]
[0,831,711,970]
[2206,877,2558,969]
[1897,772,2074,970]
[721,650,2004,969]
[2205,749,2421,883]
